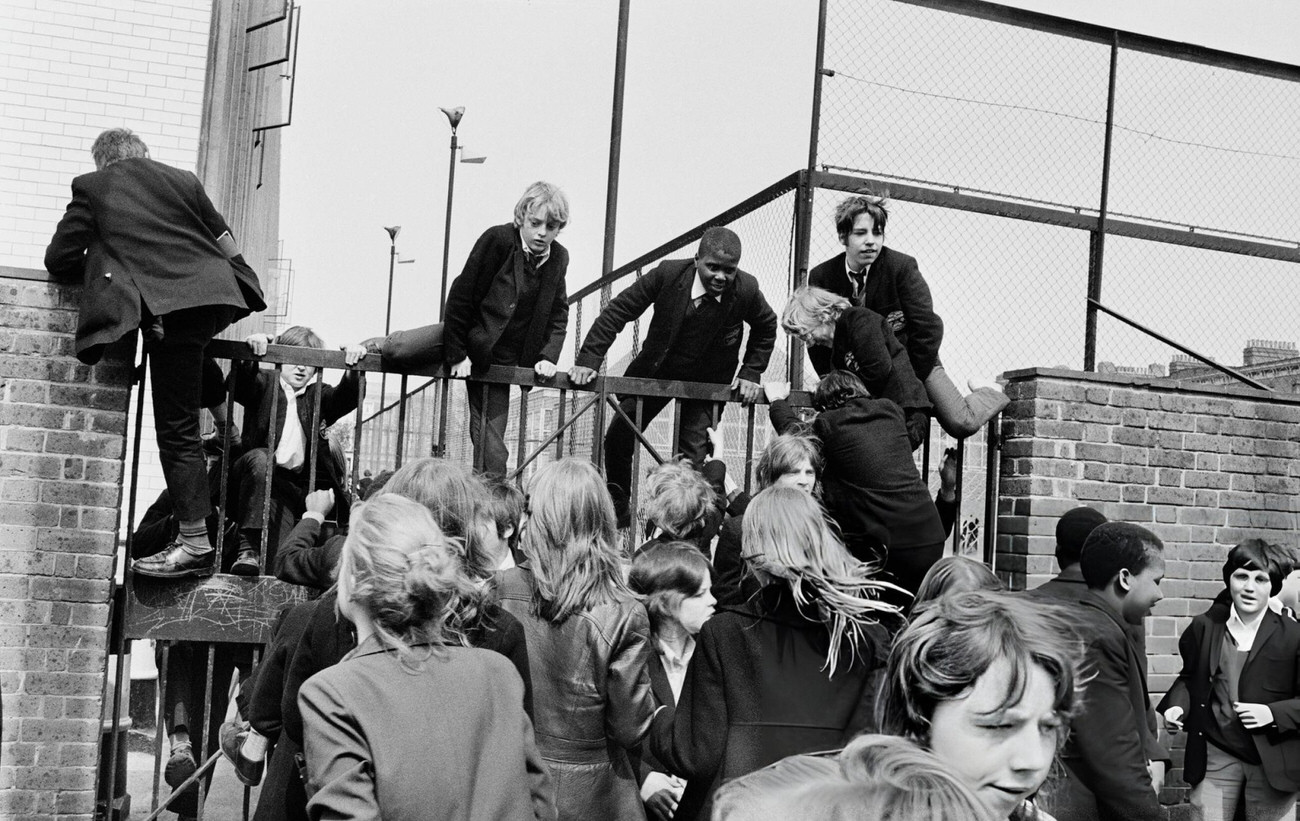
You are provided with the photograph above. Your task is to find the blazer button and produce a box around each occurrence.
[104,272,112,278]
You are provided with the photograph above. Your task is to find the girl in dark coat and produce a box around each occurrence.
[647,487,900,821]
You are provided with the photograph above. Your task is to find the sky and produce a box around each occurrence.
[277,0,1300,381]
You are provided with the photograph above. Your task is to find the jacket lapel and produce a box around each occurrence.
[663,261,694,350]
[1246,611,1279,669]
[1207,618,1227,678]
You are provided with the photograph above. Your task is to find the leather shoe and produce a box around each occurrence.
[219,718,264,786]
[164,744,199,816]
[230,547,260,577]
[133,541,214,580]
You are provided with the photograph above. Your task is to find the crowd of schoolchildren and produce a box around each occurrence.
[49,130,1300,821]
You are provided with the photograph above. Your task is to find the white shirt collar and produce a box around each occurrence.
[844,255,870,278]
[1227,605,1266,651]
[519,232,550,269]
[689,276,721,303]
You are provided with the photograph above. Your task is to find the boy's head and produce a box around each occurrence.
[834,195,889,273]
[482,477,526,567]
[694,227,742,299]
[834,195,890,243]
[1054,507,1107,570]
[274,325,325,389]
[641,459,718,545]
[1223,539,1284,607]
[755,433,822,493]
[513,181,569,258]
[1080,522,1165,624]
[812,370,871,412]
[92,128,149,170]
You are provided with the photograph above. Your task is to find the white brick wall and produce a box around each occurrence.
[0,0,213,271]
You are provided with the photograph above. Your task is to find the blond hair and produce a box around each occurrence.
[742,487,902,674]
[336,495,482,666]
[640,459,718,539]
[521,459,633,622]
[782,286,850,339]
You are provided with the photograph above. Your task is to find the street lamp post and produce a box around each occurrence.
[381,225,408,411]
[438,106,464,321]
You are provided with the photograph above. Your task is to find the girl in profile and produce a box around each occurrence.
[298,494,555,821]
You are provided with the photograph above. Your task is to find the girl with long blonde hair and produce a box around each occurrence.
[647,485,900,821]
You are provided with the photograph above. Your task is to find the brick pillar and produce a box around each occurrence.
[0,274,133,819]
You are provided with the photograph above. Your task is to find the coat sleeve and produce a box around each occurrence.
[1155,620,1197,718]
[603,603,658,750]
[538,251,569,365]
[711,520,745,607]
[1264,624,1300,733]
[299,675,382,821]
[735,287,777,384]
[443,227,502,365]
[895,255,943,381]
[574,264,665,370]
[520,707,558,821]
[494,611,535,720]
[45,178,93,279]
[846,312,895,395]
[649,616,728,780]
[767,399,802,435]
[808,345,833,379]
[1072,627,1165,821]
[321,368,361,425]
[273,518,325,587]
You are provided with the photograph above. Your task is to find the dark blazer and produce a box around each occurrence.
[827,307,930,414]
[44,157,264,363]
[300,639,556,821]
[1157,603,1300,791]
[230,362,360,500]
[1060,591,1165,821]
[648,584,886,821]
[443,223,569,370]
[575,259,777,385]
[273,517,343,591]
[807,248,942,381]
[771,397,943,554]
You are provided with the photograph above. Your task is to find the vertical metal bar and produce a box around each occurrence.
[806,0,828,176]
[555,389,568,459]
[568,390,580,457]
[983,414,1002,570]
[790,171,813,390]
[600,0,633,303]
[921,420,932,479]
[215,371,237,561]
[151,642,169,811]
[439,129,458,321]
[671,400,683,460]
[350,373,367,495]
[951,438,966,555]
[1085,32,1120,372]
[516,386,530,477]
[476,381,490,473]
[306,368,323,496]
[259,370,282,571]
[629,397,644,543]
[592,379,608,466]
[437,376,450,459]
[395,374,409,469]
[196,644,216,821]
[744,404,756,495]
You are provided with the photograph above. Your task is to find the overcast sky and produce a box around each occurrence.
[278,0,1299,379]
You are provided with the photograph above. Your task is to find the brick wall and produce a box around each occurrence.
[997,367,1300,805]
[0,273,133,820]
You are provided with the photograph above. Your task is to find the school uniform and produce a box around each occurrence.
[443,223,569,476]
[826,306,930,448]
[574,258,776,523]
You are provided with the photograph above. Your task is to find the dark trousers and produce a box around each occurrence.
[229,448,306,565]
[147,305,235,522]
[466,380,513,477]
[604,390,722,524]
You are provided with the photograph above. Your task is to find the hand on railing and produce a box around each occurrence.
[568,365,598,386]
[762,381,790,403]
[305,489,335,517]
[449,358,472,378]
[732,377,761,405]
[245,332,272,356]
[534,360,557,379]
[340,344,367,366]
[707,426,726,461]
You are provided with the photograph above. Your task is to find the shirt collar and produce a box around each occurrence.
[657,635,696,671]
[519,232,550,269]
[690,276,721,303]
[1227,605,1265,650]
[279,378,308,398]
[844,255,869,278]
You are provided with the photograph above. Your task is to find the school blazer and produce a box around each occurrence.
[808,248,943,381]
[442,223,569,370]
[44,157,264,363]
[1157,604,1300,791]
[575,259,777,385]
[828,307,930,413]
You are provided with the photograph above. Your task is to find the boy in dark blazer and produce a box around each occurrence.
[1053,522,1183,821]
[569,227,777,526]
[442,181,570,477]
[46,128,264,576]
[807,195,1006,438]
[1159,540,1300,821]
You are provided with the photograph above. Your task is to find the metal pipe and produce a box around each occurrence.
[600,0,632,300]
[440,129,459,321]
[1085,32,1119,371]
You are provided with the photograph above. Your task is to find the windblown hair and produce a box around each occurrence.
[877,591,1083,750]
[813,370,872,412]
[1224,538,1285,597]
[91,128,149,169]
[274,325,325,349]
[336,495,481,666]
[912,556,1003,612]
[640,459,717,540]
[742,487,901,675]
[782,286,850,339]
[513,181,569,229]
[755,433,823,491]
[833,194,890,240]
[521,458,634,623]
[382,458,495,581]
[831,734,994,821]
[628,542,712,637]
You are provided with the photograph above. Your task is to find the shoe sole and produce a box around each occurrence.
[229,563,260,577]
[133,564,215,580]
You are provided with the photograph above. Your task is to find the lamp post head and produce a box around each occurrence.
[384,225,401,242]
[440,106,465,130]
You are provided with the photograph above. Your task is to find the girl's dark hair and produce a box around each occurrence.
[628,542,712,636]
[1223,538,1285,597]
[813,370,870,412]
